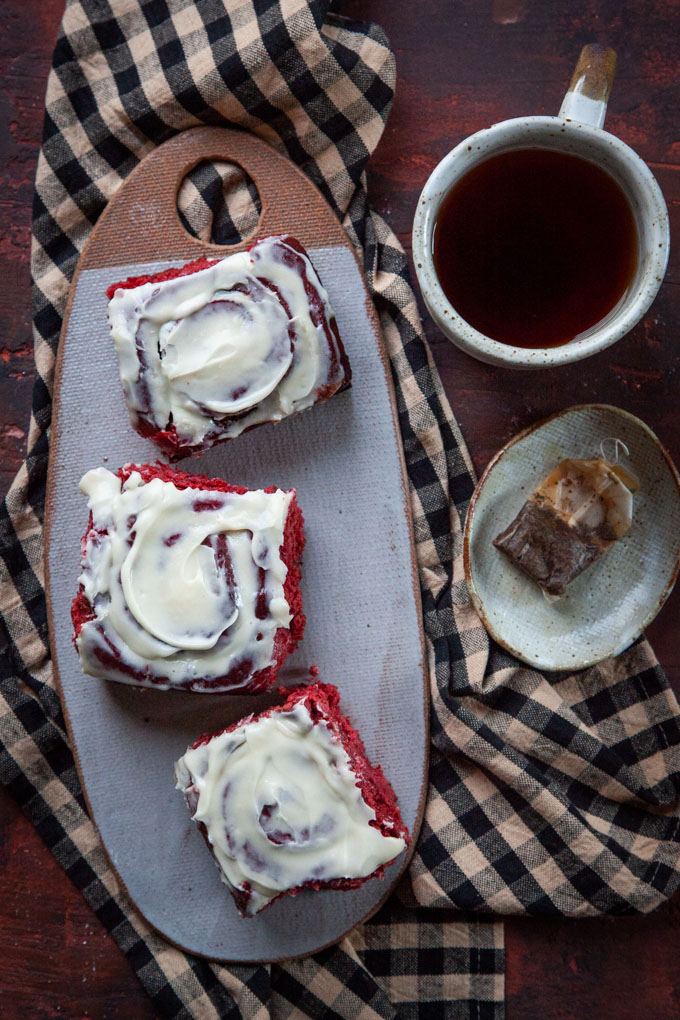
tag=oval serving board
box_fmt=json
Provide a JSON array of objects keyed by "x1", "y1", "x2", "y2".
[{"x1": 44, "y1": 127, "x2": 428, "y2": 962}]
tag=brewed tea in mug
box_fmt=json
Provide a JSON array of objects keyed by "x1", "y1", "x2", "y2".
[{"x1": 432, "y1": 148, "x2": 638, "y2": 350}]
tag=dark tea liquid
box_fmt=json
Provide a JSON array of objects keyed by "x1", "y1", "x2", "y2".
[{"x1": 432, "y1": 148, "x2": 638, "y2": 349}]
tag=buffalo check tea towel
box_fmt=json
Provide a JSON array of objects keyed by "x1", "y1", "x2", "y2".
[{"x1": 2, "y1": 1, "x2": 680, "y2": 1017}]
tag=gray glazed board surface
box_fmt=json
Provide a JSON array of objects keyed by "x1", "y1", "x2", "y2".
[
  {"x1": 465, "y1": 404, "x2": 680, "y2": 671},
  {"x1": 46, "y1": 247, "x2": 427, "y2": 961}
]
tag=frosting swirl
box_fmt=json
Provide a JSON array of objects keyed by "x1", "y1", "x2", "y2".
[
  {"x1": 175, "y1": 702, "x2": 407, "y2": 915},
  {"x1": 156, "y1": 288, "x2": 294, "y2": 416},
  {"x1": 75, "y1": 467, "x2": 294, "y2": 691},
  {"x1": 108, "y1": 236, "x2": 347, "y2": 456}
]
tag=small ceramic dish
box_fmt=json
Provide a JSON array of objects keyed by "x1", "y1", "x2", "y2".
[{"x1": 464, "y1": 405, "x2": 680, "y2": 671}]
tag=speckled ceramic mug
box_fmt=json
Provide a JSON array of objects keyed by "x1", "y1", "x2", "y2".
[{"x1": 412, "y1": 45, "x2": 670, "y2": 369}]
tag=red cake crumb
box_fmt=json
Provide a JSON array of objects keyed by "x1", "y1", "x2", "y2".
[{"x1": 106, "y1": 255, "x2": 220, "y2": 300}]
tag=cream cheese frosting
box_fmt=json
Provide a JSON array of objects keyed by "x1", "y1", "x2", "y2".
[
  {"x1": 75, "y1": 467, "x2": 293, "y2": 691},
  {"x1": 175, "y1": 702, "x2": 407, "y2": 915},
  {"x1": 107, "y1": 236, "x2": 345, "y2": 450}
]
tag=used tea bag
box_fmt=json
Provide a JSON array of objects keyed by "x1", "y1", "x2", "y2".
[{"x1": 493, "y1": 443, "x2": 638, "y2": 598}]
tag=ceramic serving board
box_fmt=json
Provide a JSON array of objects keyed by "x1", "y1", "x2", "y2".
[
  {"x1": 464, "y1": 404, "x2": 680, "y2": 671},
  {"x1": 44, "y1": 128, "x2": 428, "y2": 962}
]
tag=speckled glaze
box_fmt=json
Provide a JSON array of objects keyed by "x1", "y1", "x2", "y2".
[
  {"x1": 412, "y1": 48, "x2": 670, "y2": 369},
  {"x1": 463, "y1": 405, "x2": 680, "y2": 671}
]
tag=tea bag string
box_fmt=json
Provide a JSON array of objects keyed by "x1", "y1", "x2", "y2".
[
  {"x1": 598, "y1": 436, "x2": 640, "y2": 493},
  {"x1": 599, "y1": 436, "x2": 630, "y2": 466}
]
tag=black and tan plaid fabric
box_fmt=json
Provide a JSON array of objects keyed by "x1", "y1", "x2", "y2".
[{"x1": 2, "y1": 0, "x2": 680, "y2": 1016}]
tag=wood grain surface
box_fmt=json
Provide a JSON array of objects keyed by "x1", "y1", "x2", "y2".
[{"x1": 1, "y1": 0, "x2": 679, "y2": 1016}]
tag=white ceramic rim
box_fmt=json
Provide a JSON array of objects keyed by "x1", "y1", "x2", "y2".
[{"x1": 412, "y1": 116, "x2": 670, "y2": 369}]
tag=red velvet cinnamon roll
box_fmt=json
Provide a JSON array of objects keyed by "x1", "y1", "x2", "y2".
[
  {"x1": 175, "y1": 682, "x2": 410, "y2": 916},
  {"x1": 71, "y1": 462, "x2": 305, "y2": 693},
  {"x1": 107, "y1": 235, "x2": 351, "y2": 460}
]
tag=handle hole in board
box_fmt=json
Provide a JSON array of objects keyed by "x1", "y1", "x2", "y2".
[{"x1": 177, "y1": 160, "x2": 263, "y2": 247}]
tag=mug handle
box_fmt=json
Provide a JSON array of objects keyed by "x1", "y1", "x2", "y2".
[{"x1": 558, "y1": 44, "x2": 617, "y2": 130}]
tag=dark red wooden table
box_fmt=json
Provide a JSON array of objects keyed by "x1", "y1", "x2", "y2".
[{"x1": 2, "y1": 1, "x2": 680, "y2": 1016}]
